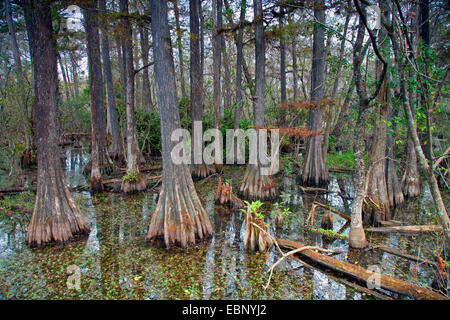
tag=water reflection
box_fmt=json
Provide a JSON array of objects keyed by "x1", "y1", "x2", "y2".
[{"x1": 0, "y1": 147, "x2": 444, "y2": 299}]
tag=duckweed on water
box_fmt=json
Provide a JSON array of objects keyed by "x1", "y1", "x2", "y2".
[{"x1": 0, "y1": 148, "x2": 447, "y2": 300}]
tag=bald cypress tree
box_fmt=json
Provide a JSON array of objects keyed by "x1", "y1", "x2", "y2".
[
  {"x1": 84, "y1": 0, "x2": 111, "y2": 192},
  {"x1": 120, "y1": 0, "x2": 146, "y2": 193},
  {"x1": 147, "y1": 0, "x2": 213, "y2": 248},
  {"x1": 300, "y1": 0, "x2": 328, "y2": 187},
  {"x1": 25, "y1": 0, "x2": 90, "y2": 246},
  {"x1": 189, "y1": 0, "x2": 215, "y2": 179},
  {"x1": 238, "y1": 0, "x2": 277, "y2": 201}
]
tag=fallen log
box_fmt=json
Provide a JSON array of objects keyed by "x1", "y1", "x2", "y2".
[
  {"x1": 276, "y1": 238, "x2": 448, "y2": 300},
  {"x1": 366, "y1": 225, "x2": 443, "y2": 234},
  {"x1": 290, "y1": 254, "x2": 393, "y2": 300}
]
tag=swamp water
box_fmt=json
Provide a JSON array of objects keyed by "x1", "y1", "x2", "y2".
[{"x1": 0, "y1": 146, "x2": 445, "y2": 299}]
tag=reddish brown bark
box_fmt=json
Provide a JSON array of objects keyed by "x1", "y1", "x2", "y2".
[{"x1": 25, "y1": 0, "x2": 90, "y2": 246}]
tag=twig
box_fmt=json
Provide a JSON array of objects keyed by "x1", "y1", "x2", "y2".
[{"x1": 264, "y1": 244, "x2": 341, "y2": 290}]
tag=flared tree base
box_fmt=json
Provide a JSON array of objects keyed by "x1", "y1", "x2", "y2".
[
  {"x1": 214, "y1": 177, "x2": 244, "y2": 209},
  {"x1": 26, "y1": 184, "x2": 91, "y2": 247},
  {"x1": 83, "y1": 161, "x2": 116, "y2": 177},
  {"x1": 244, "y1": 209, "x2": 273, "y2": 252},
  {"x1": 147, "y1": 165, "x2": 213, "y2": 248},
  {"x1": 388, "y1": 187, "x2": 406, "y2": 211},
  {"x1": 90, "y1": 176, "x2": 104, "y2": 193},
  {"x1": 348, "y1": 226, "x2": 368, "y2": 249},
  {"x1": 362, "y1": 197, "x2": 390, "y2": 226},
  {"x1": 110, "y1": 151, "x2": 126, "y2": 167},
  {"x1": 238, "y1": 165, "x2": 278, "y2": 201},
  {"x1": 121, "y1": 175, "x2": 146, "y2": 194},
  {"x1": 298, "y1": 174, "x2": 329, "y2": 188},
  {"x1": 402, "y1": 175, "x2": 420, "y2": 199},
  {"x1": 191, "y1": 163, "x2": 216, "y2": 180}
]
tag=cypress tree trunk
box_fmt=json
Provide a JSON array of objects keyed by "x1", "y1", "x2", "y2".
[
  {"x1": 120, "y1": 0, "x2": 145, "y2": 193},
  {"x1": 402, "y1": 135, "x2": 420, "y2": 197},
  {"x1": 279, "y1": 6, "x2": 287, "y2": 104},
  {"x1": 348, "y1": 16, "x2": 368, "y2": 249},
  {"x1": 322, "y1": 12, "x2": 350, "y2": 156},
  {"x1": 25, "y1": 0, "x2": 90, "y2": 246},
  {"x1": 238, "y1": 0, "x2": 277, "y2": 201},
  {"x1": 418, "y1": 0, "x2": 432, "y2": 161},
  {"x1": 365, "y1": 74, "x2": 389, "y2": 224},
  {"x1": 6, "y1": 0, "x2": 33, "y2": 165},
  {"x1": 389, "y1": 18, "x2": 450, "y2": 244},
  {"x1": 99, "y1": 0, "x2": 124, "y2": 163},
  {"x1": 290, "y1": 14, "x2": 298, "y2": 101},
  {"x1": 84, "y1": 0, "x2": 111, "y2": 192},
  {"x1": 171, "y1": 0, "x2": 187, "y2": 101},
  {"x1": 189, "y1": 0, "x2": 215, "y2": 179},
  {"x1": 213, "y1": 0, "x2": 223, "y2": 127},
  {"x1": 57, "y1": 54, "x2": 71, "y2": 101},
  {"x1": 222, "y1": 38, "x2": 232, "y2": 112},
  {"x1": 69, "y1": 52, "x2": 80, "y2": 98},
  {"x1": 381, "y1": 0, "x2": 404, "y2": 213},
  {"x1": 199, "y1": 0, "x2": 205, "y2": 82},
  {"x1": 300, "y1": 0, "x2": 328, "y2": 187},
  {"x1": 139, "y1": 22, "x2": 153, "y2": 112},
  {"x1": 386, "y1": 104, "x2": 405, "y2": 210},
  {"x1": 148, "y1": 0, "x2": 213, "y2": 248},
  {"x1": 365, "y1": 0, "x2": 393, "y2": 224},
  {"x1": 226, "y1": 0, "x2": 245, "y2": 130}
]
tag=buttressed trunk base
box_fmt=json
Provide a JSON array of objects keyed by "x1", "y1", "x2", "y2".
[
  {"x1": 27, "y1": 164, "x2": 91, "y2": 247},
  {"x1": 121, "y1": 174, "x2": 147, "y2": 194},
  {"x1": 239, "y1": 164, "x2": 277, "y2": 201},
  {"x1": 348, "y1": 225, "x2": 368, "y2": 249},
  {"x1": 147, "y1": 165, "x2": 213, "y2": 248},
  {"x1": 191, "y1": 163, "x2": 216, "y2": 180}
]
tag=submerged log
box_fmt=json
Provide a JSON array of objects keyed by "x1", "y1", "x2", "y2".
[
  {"x1": 276, "y1": 238, "x2": 448, "y2": 300},
  {"x1": 366, "y1": 225, "x2": 443, "y2": 234},
  {"x1": 214, "y1": 177, "x2": 244, "y2": 209}
]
